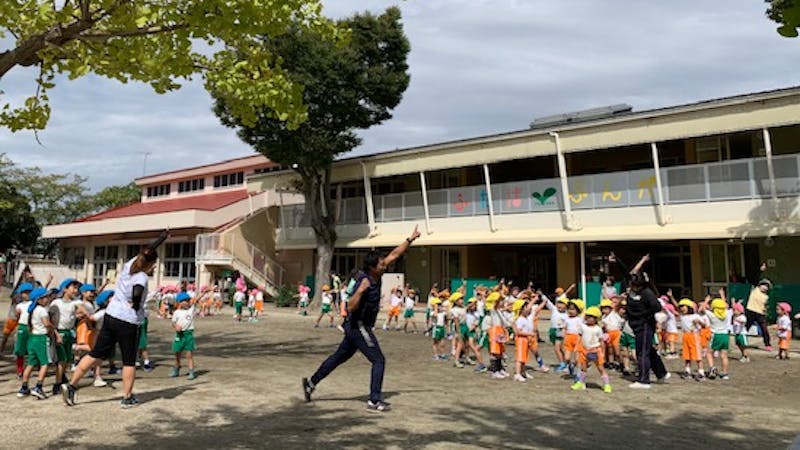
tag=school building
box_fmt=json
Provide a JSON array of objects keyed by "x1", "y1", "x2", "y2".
[
  {"x1": 249, "y1": 86, "x2": 800, "y2": 307},
  {"x1": 40, "y1": 155, "x2": 302, "y2": 296}
]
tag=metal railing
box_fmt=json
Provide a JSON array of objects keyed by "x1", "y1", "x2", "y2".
[
  {"x1": 196, "y1": 233, "x2": 285, "y2": 288},
  {"x1": 280, "y1": 153, "x2": 800, "y2": 227}
]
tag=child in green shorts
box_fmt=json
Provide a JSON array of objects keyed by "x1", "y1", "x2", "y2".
[
  {"x1": 431, "y1": 300, "x2": 447, "y2": 360},
  {"x1": 171, "y1": 292, "x2": 197, "y2": 380},
  {"x1": 18, "y1": 288, "x2": 59, "y2": 399},
  {"x1": 402, "y1": 289, "x2": 418, "y2": 333},
  {"x1": 618, "y1": 301, "x2": 637, "y2": 377}
]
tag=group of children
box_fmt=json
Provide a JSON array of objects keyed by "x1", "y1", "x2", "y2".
[
  {"x1": 421, "y1": 277, "x2": 794, "y2": 392},
  {"x1": 2, "y1": 275, "x2": 207, "y2": 400}
]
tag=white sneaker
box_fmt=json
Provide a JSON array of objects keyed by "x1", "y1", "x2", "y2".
[
  {"x1": 656, "y1": 372, "x2": 672, "y2": 384},
  {"x1": 514, "y1": 374, "x2": 527, "y2": 382},
  {"x1": 629, "y1": 382, "x2": 652, "y2": 389},
  {"x1": 93, "y1": 377, "x2": 108, "y2": 387},
  {"x1": 490, "y1": 372, "x2": 506, "y2": 379}
]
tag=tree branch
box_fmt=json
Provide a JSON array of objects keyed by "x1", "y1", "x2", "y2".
[{"x1": 81, "y1": 23, "x2": 188, "y2": 40}]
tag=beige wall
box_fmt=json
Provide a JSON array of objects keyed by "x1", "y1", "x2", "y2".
[{"x1": 277, "y1": 249, "x2": 315, "y2": 286}]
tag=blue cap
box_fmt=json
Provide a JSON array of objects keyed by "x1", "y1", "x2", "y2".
[
  {"x1": 27, "y1": 288, "x2": 48, "y2": 313},
  {"x1": 95, "y1": 290, "x2": 114, "y2": 307},
  {"x1": 79, "y1": 284, "x2": 97, "y2": 293},
  {"x1": 14, "y1": 282, "x2": 34, "y2": 295},
  {"x1": 176, "y1": 292, "x2": 192, "y2": 303},
  {"x1": 47, "y1": 288, "x2": 60, "y2": 297},
  {"x1": 59, "y1": 278, "x2": 82, "y2": 292}
]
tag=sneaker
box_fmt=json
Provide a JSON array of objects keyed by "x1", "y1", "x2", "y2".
[
  {"x1": 621, "y1": 369, "x2": 631, "y2": 377},
  {"x1": 603, "y1": 384, "x2": 613, "y2": 393},
  {"x1": 629, "y1": 382, "x2": 652, "y2": 389},
  {"x1": 570, "y1": 381, "x2": 586, "y2": 390},
  {"x1": 514, "y1": 374, "x2": 527, "y2": 382},
  {"x1": 679, "y1": 371, "x2": 691, "y2": 380},
  {"x1": 499, "y1": 370, "x2": 510, "y2": 378},
  {"x1": 538, "y1": 365, "x2": 551, "y2": 373},
  {"x1": 169, "y1": 367, "x2": 180, "y2": 377},
  {"x1": 17, "y1": 386, "x2": 30, "y2": 398},
  {"x1": 490, "y1": 372, "x2": 506, "y2": 379},
  {"x1": 61, "y1": 383, "x2": 76, "y2": 406},
  {"x1": 135, "y1": 360, "x2": 142, "y2": 368},
  {"x1": 187, "y1": 370, "x2": 197, "y2": 380},
  {"x1": 432, "y1": 355, "x2": 441, "y2": 361},
  {"x1": 301, "y1": 377, "x2": 314, "y2": 402},
  {"x1": 764, "y1": 346, "x2": 773, "y2": 352},
  {"x1": 93, "y1": 377, "x2": 108, "y2": 387},
  {"x1": 143, "y1": 363, "x2": 154, "y2": 372},
  {"x1": 31, "y1": 386, "x2": 46, "y2": 400},
  {"x1": 719, "y1": 373, "x2": 730, "y2": 380},
  {"x1": 708, "y1": 368, "x2": 718, "y2": 380},
  {"x1": 454, "y1": 361, "x2": 464, "y2": 369},
  {"x1": 474, "y1": 364, "x2": 487, "y2": 373},
  {"x1": 52, "y1": 384, "x2": 62, "y2": 396},
  {"x1": 366, "y1": 400, "x2": 391, "y2": 412},
  {"x1": 696, "y1": 373, "x2": 706, "y2": 381},
  {"x1": 656, "y1": 372, "x2": 672, "y2": 384},
  {"x1": 739, "y1": 356, "x2": 750, "y2": 363},
  {"x1": 108, "y1": 366, "x2": 120, "y2": 375},
  {"x1": 120, "y1": 396, "x2": 139, "y2": 409},
  {"x1": 337, "y1": 325, "x2": 344, "y2": 332}
]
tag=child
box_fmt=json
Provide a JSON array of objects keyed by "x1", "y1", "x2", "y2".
[
  {"x1": 600, "y1": 299, "x2": 622, "y2": 370},
  {"x1": 76, "y1": 290, "x2": 114, "y2": 387},
  {"x1": 255, "y1": 286, "x2": 265, "y2": 321},
  {"x1": 563, "y1": 299, "x2": 586, "y2": 378},
  {"x1": 314, "y1": 285, "x2": 335, "y2": 328},
  {"x1": 601, "y1": 276, "x2": 618, "y2": 301},
  {"x1": 731, "y1": 301, "x2": 749, "y2": 362},
  {"x1": 233, "y1": 287, "x2": 246, "y2": 322},
  {"x1": 18, "y1": 288, "x2": 58, "y2": 399},
  {"x1": 383, "y1": 287, "x2": 403, "y2": 331},
  {"x1": 776, "y1": 302, "x2": 792, "y2": 360},
  {"x1": 617, "y1": 299, "x2": 638, "y2": 376},
  {"x1": 662, "y1": 302, "x2": 679, "y2": 359},
  {"x1": 450, "y1": 293, "x2": 467, "y2": 368},
  {"x1": 10, "y1": 283, "x2": 34, "y2": 378},
  {"x1": 488, "y1": 293, "x2": 511, "y2": 379},
  {"x1": 171, "y1": 292, "x2": 198, "y2": 380},
  {"x1": 247, "y1": 289, "x2": 257, "y2": 322},
  {"x1": 296, "y1": 283, "x2": 310, "y2": 316},
  {"x1": 571, "y1": 306, "x2": 612, "y2": 393},
  {"x1": 545, "y1": 294, "x2": 569, "y2": 372},
  {"x1": 51, "y1": 278, "x2": 88, "y2": 396},
  {"x1": 465, "y1": 298, "x2": 487, "y2": 373},
  {"x1": 2, "y1": 284, "x2": 29, "y2": 354},
  {"x1": 704, "y1": 288, "x2": 732, "y2": 379},
  {"x1": 513, "y1": 299, "x2": 535, "y2": 382},
  {"x1": 678, "y1": 298, "x2": 706, "y2": 380},
  {"x1": 403, "y1": 289, "x2": 418, "y2": 333},
  {"x1": 213, "y1": 286, "x2": 223, "y2": 315},
  {"x1": 697, "y1": 297, "x2": 713, "y2": 369},
  {"x1": 425, "y1": 283, "x2": 439, "y2": 335},
  {"x1": 431, "y1": 298, "x2": 447, "y2": 360}
]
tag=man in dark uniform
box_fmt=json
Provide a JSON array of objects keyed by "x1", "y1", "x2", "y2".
[{"x1": 303, "y1": 226, "x2": 421, "y2": 412}]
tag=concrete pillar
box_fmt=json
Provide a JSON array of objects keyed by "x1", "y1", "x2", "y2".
[{"x1": 556, "y1": 243, "x2": 578, "y2": 289}]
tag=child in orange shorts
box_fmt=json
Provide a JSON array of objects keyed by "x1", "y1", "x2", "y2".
[
  {"x1": 776, "y1": 302, "x2": 792, "y2": 360},
  {"x1": 489, "y1": 297, "x2": 510, "y2": 379},
  {"x1": 678, "y1": 299, "x2": 706, "y2": 380},
  {"x1": 563, "y1": 299, "x2": 585, "y2": 378},
  {"x1": 513, "y1": 300, "x2": 534, "y2": 382},
  {"x1": 571, "y1": 307, "x2": 611, "y2": 393},
  {"x1": 255, "y1": 286, "x2": 265, "y2": 321},
  {"x1": 600, "y1": 299, "x2": 622, "y2": 370}
]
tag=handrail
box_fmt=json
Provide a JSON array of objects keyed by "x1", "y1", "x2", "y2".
[{"x1": 196, "y1": 233, "x2": 285, "y2": 288}]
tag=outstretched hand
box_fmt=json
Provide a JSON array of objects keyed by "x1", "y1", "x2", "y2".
[{"x1": 410, "y1": 225, "x2": 421, "y2": 241}]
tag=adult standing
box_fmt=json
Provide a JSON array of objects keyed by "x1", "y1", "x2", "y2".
[
  {"x1": 745, "y1": 262, "x2": 772, "y2": 351},
  {"x1": 62, "y1": 231, "x2": 168, "y2": 408},
  {"x1": 611, "y1": 253, "x2": 668, "y2": 389},
  {"x1": 302, "y1": 226, "x2": 421, "y2": 412}
]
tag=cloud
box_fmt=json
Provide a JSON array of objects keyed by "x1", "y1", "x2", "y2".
[{"x1": 1, "y1": 0, "x2": 799, "y2": 189}]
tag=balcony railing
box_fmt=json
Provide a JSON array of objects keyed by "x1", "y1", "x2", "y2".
[
  {"x1": 281, "y1": 154, "x2": 800, "y2": 227},
  {"x1": 196, "y1": 233, "x2": 285, "y2": 289}
]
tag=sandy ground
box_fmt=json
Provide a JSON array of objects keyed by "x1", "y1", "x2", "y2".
[{"x1": 1, "y1": 300, "x2": 798, "y2": 450}]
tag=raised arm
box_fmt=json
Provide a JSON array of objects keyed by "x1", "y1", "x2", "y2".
[
  {"x1": 631, "y1": 254, "x2": 650, "y2": 275},
  {"x1": 380, "y1": 226, "x2": 422, "y2": 270}
]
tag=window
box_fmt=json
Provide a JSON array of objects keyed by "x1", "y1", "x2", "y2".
[
  {"x1": 164, "y1": 242, "x2": 196, "y2": 280},
  {"x1": 254, "y1": 165, "x2": 283, "y2": 174},
  {"x1": 146, "y1": 183, "x2": 171, "y2": 197},
  {"x1": 213, "y1": 171, "x2": 244, "y2": 188},
  {"x1": 126, "y1": 244, "x2": 142, "y2": 261},
  {"x1": 62, "y1": 247, "x2": 85, "y2": 270},
  {"x1": 93, "y1": 245, "x2": 119, "y2": 286},
  {"x1": 178, "y1": 178, "x2": 206, "y2": 193}
]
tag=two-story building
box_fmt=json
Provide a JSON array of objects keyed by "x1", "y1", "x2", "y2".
[{"x1": 248, "y1": 86, "x2": 800, "y2": 305}]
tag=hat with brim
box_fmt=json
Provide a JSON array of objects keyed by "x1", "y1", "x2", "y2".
[{"x1": 14, "y1": 282, "x2": 34, "y2": 295}]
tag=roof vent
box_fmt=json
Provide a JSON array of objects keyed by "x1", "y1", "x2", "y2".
[{"x1": 530, "y1": 103, "x2": 633, "y2": 129}]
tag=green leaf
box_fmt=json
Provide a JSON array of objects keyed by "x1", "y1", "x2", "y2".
[{"x1": 777, "y1": 24, "x2": 799, "y2": 37}]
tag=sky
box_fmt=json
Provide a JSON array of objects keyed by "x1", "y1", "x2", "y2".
[{"x1": 1, "y1": 0, "x2": 799, "y2": 191}]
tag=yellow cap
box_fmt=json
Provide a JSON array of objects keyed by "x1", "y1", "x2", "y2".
[
  {"x1": 449, "y1": 292, "x2": 464, "y2": 302},
  {"x1": 600, "y1": 299, "x2": 613, "y2": 308},
  {"x1": 710, "y1": 298, "x2": 726, "y2": 310},
  {"x1": 585, "y1": 306, "x2": 602, "y2": 319},
  {"x1": 678, "y1": 298, "x2": 697, "y2": 310},
  {"x1": 322, "y1": 284, "x2": 331, "y2": 291},
  {"x1": 467, "y1": 297, "x2": 477, "y2": 304},
  {"x1": 486, "y1": 292, "x2": 501, "y2": 308},
  {"x1": 555, "y1": 296, "x2": 569, "y2": 305},
  {"x1": 430, "y1": 298, "x2": 441, "y2": 306},
  {"x1": 569, "y1": 298, "x2": 585, "y2": 312},
  {"x1": 438, "y1": 290, "x2": 451, "y2": 299},
  {"x1": 512, "y1": 298, "x2": 526, "y2": 313}
]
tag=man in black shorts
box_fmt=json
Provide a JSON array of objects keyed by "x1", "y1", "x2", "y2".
[{"x1": 303, "y1": 226, "x2": 421, "y2": 412}]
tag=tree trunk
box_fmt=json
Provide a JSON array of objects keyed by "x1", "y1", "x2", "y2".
[
  {"x1": 300, "y1": 167, "x2": 337, "y2": 311},
  {"x1": 313, "y1": 239, "x2": 334, "y2": 312}
]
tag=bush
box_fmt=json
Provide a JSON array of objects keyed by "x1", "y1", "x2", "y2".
[{"x1": 274, "y1": 286, "x2": 297, "y2": 308}]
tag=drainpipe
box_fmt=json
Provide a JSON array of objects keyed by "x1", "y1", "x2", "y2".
[
  {"x1": 580, "y1": 241, "x2": 587, "y2": 302},
  {"x1": 419, "y1": 171, "x2": 432, "y2": 234},
  {"x1": 361, "y1": 162, "x2": 377, "y2": 235},
  {"x1": 762, "y1": 128, "x2": 780, "y2": 219},
  {"x1": 482, "y1": 164, "x2": 498, "y2": 232},
  {"x1": 549, "y1": 131, "x2": 580, "y2": 231},
  {"x1": 650, "y1": 142, "x2": 670, "y2": 226}
]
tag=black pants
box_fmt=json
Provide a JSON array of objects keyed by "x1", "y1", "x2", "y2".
[
  {"x1": 634, "y1": 323, "x2": 667, "y2": 384},
  {"x1": 310, "y1": 321, "x2": 385, "y2": 403},
  {"x1": 745, "y1": 310, "x2": 771, "y2": 347},
  {"x1": 89, "y1": 315, "x2": 140, "y2": 367}
]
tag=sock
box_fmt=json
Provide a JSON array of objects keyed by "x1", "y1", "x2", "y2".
[
  {"x1": 536, "y1": 356, "x2": 544, "y2": 367},
  {"x1": 602, "y1": 375, "x2": 610, "y2": 385},
  {"x1": 36, "y1": 382, "x2": 42, "y2": 389},
  {"x1": 144, "y1": 359, "x2": 150, "y2": 365},
  {"x1": 16, "y1": 356, "x2": 23, "y2": 373},
  {"x1": 21, "y1": 382, "x2": 28, "y2": 389}
]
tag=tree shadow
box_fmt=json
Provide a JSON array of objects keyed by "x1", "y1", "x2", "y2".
[
  {"x1": 42, "y1": 395, "x2": 794, "y2": 450},
  {"x1": 727, "y1": 197, "x2": 800, "y2": 238}
]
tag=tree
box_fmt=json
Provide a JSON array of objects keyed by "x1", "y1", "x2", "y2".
[
  {"x1": 0, "y1": 184, "x2": 39, "y2": 252},
  {"x1": 0, "y1": 0, "x2": 341, "y2": 131},
  {"x1": 87, "y1": 181, "x2": 140, "y2": 214},
  {"x1": 766, "y1": 0, "x2": 800, "y2": 37},
  {"x1": 212, "y1": 7, "x2": 410, "y2": 302}
]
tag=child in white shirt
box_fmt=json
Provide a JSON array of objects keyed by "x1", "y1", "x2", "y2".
[
  {"x1": 571, "y1": 307, "x2": 611, "y2": 393},
  {"x1": 171, "y1": 292, "x2": 198, "y2": 380},
  {"x1": 776, "y1": 302, "x2": 792, "y2": 360}
]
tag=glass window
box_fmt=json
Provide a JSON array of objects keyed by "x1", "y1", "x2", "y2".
[
  {"x1": 126, "y1": 244, "x2": 142, "y2": 261},
  {"x1": 213, "y1": 171, "x2": 244, "y2": 189},
  {"x1": 62, "y1": 247, "x2": 85, "y2": 270},
  {"x1": 93, "y1": 245, "x2": 119, "y2": 286},
  {"x1": 146, "y1": 183, "x2": 171, "y2": 197},
  {"x1": 178, "y1": 178, "x2": 205, "y2": 193},
  {"x1": 164, "y1": 242, "x2": 196, "y2": 280}
]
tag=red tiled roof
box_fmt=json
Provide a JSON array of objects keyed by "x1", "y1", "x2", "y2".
[{"x1": 75, "y1": 190, "x2": 249, "y2": 222}]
